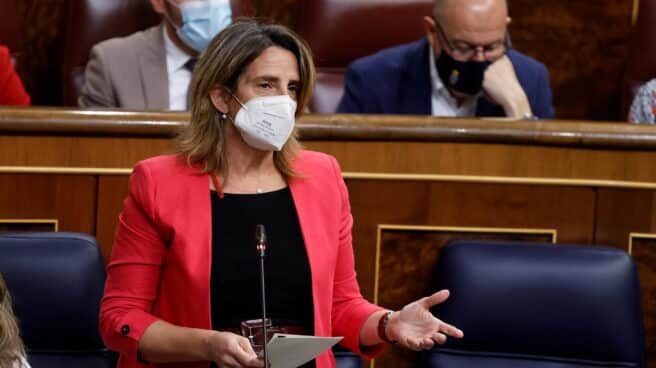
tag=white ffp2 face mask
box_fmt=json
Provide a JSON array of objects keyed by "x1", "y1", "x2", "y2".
[{"x1": 232, "y1": 95, "x2": 297, "y2": 151}]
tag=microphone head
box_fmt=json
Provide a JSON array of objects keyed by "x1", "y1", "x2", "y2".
[{"x1": 255, "y1": 224, "x2": 267, "y2": 245}]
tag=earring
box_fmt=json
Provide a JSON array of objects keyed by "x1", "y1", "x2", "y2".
[{"x1": 220, "y1": 112, "x2": 228, "y2": 120}]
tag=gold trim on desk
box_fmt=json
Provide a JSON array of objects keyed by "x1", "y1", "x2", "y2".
[
  {"x1": 344, "y1": 172, "x2": 656, "y2": 190},
  {"x1": 628, "y1": 232, "x2": 656, "y2": 255},
  {"x1": 373, "y1": 224, "x2": 557, "y2": 304},
  {"x1": 0, "y1": 219, "x2": 59, "y2": 232},
  {"x1": 3, "y1": 166, "x2": 656, "y2": 190},
  {"x1": 0, "y1": 166, "x2": 132, "y2": 175}
]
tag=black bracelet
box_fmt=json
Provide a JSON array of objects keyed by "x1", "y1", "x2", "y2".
[{"x1": 377, "y1": 311, "x2": 395, "y2": 344}]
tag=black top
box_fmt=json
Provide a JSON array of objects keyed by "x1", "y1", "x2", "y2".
[{"x1": 210, "y1": 187, "x2": 314, "y2": 332}]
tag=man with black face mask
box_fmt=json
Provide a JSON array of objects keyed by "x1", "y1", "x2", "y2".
[{"x1": 337, "y1": 0, "x2": 554, "y2": 119}]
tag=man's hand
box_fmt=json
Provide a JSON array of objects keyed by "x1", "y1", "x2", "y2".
[{"x1": 483, "y1": 55, "x2": 533, "y2": 119}]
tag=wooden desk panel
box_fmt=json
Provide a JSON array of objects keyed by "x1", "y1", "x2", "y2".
[
  {"x1": 307, "y1": 141, "x2": 656, "y2": 182},
  {"x1": 96, "y1": 176, "x2": 130, "y2": 262},
  {"x1": 0, "y1": 135, "x2": 173, "y2": 168},
  {"x1": 347, "y1": 180, "x2": 596, "y2": 301},
  {"x1": 0, "y1": 174, "x2": 96, "y2": 235},
  {"x1": 596, "y1": 189, "x2": 655, "y2": 251},
  {"x1": 1, "y1": 109, "x2": 654, "y2": 367}
]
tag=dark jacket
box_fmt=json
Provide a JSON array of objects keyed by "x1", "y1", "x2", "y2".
[{"x1": 337, "y1": 38, "x2": 555, "y2": 118}]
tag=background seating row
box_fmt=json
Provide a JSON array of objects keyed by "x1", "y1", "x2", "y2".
[{"x1": 1, "y1": 0, "x2": 654, "y2": 120}]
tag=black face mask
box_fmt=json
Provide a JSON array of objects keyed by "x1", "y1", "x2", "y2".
[{"x1": 435, "y1": 50, "x2": 491, "y2": 96}]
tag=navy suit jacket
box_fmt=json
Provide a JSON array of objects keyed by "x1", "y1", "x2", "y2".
[{"x1": 337, "y1": 38, "x2": 555, "y2": 118}]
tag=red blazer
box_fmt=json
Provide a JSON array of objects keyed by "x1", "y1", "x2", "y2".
[
  {"x1": 0, "y1": 46, "x2": 30, "y2": 106},
  {"x1": 100, "y1": 151, "x2": 384, "y2": 368}
]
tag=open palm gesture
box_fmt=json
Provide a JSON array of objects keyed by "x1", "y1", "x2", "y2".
[{"x1": 386, "y1": 289, "x2": 463, "y2": 350}]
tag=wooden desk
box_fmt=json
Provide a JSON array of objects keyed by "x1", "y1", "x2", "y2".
[{"x1": 1, "y1": 107, "x2": 654, "y2": 367}]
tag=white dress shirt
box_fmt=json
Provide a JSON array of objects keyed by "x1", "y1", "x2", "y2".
[
  {"x1": 163, "y1": 27, "x2": 193, "y2": 111},
  {"x1": 429, "y1": 50, "x2": 478, "y2": 117}
]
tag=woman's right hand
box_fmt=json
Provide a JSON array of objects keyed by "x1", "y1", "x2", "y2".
[{"x1": 206, "y1": 331, "x2": 264, "y2": 367}]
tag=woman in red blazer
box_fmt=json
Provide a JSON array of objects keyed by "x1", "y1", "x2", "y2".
[
  {"x1": 0, "y1": 46, "x2": 30, "y2": 106},
  {"x1": 100, "y1": 20, "x2": 462, "y2": 368}
]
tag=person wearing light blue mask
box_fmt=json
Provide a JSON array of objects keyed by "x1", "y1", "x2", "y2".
[
  {"x1": 79, "y1": 0, "x2": 245, "y2": 111},
  {"x1": 165, "y1": 0, "x2": 233, "y2": 52}
]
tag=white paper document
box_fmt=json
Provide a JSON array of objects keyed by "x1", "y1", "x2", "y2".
[{"x1": 266, "y1": 334, "x2": 343, "y2": 368}]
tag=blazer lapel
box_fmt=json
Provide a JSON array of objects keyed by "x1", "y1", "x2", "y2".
[
  {"x1": 288, "y1": 174, "x2": 325, "y2": 334},
  {"x1": 138, "y1": 25, "x2": 169, "y2": 109},
  {"x1": 398, "y1": 38, "x2": 432, "y2": 115},
  {"x1": 288, "y1": 175, "x2": 318, "y2": 277}
]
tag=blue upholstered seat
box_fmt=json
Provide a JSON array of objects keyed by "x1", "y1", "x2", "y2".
[
  {"x1": 334, "y1": 344, "x2": 362, "y2": 368},
  {"x1": 0, "y1": 232, "x2": 115, "y2": 368},
  {"x1": 424, "y1": 240, "x2": 645, "y2": 368}
]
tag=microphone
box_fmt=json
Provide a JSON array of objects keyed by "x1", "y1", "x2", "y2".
[
  {"x1": 256, "y1": 224, "x2": 267, "y2": 257},
  {"x1": 255, "y1": 224, "x2": 268, "y2": 367}
]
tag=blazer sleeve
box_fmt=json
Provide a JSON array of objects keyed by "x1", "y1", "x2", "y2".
[
  {"x1": 0, "y1": 46, "x2": 30, "y2": 106},
  {"x1": 99, "y1": 162, "x2": 166, "y2": 362},
  {"x1": 337, "y1": 63, "x2": 374, "y2": 113},
  {"x1": 79, "y1": 44, "x2": 118, "y2": 108},
  {"x1": 328, "y1": 156, "x2": 386, "y2": 358},
  {"x1": 532, "y1": 62, "x2": 555, "y2": 119}
]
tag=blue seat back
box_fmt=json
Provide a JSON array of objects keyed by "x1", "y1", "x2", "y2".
[
  {"x1": 425, "y1": 240, "x2": 645, "y2": 368},
  {"x1": 334, "y1": 345, "x2": 362, "y2": 368},
  {"x1": 0, "y1": 232, "x2": 116, "y2": 368}
]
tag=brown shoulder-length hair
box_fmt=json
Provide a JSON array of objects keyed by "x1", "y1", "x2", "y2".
[
  {"x1": 0, "y1": 274, "x2": 25, "y2": 368},
  {"x1": 176, "y1": 20, "x2": 316, "y2": 178}
]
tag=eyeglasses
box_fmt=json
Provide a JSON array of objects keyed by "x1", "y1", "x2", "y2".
[{"x1": 433, "y1": 20, "x2": 511, "y2": 61}]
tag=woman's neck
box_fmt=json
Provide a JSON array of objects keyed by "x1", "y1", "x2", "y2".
[
  {"x1": 210, "y1": 123, "x2": 289, "y2": 195},
  {"x1": 222, "y1": 124, "x2": 280, "y2": 182}
]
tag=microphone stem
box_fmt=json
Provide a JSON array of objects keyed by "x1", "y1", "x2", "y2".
[{"x1": 259, "y1": 248, "x2": 268, "y2": 367}]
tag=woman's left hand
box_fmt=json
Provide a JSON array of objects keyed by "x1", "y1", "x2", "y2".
[{"x1": 386, "y1": 289, "x2": 463, "y2": 350}]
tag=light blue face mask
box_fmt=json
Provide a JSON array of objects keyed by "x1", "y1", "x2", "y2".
[{"x1": 167, "y1": 0, "x2": 232, "y2": 52}]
